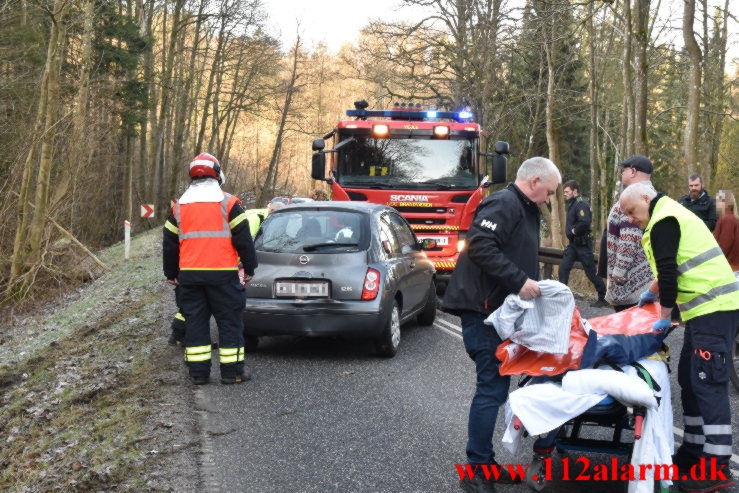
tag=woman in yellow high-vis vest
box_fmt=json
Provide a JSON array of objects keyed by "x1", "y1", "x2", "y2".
[{"x1": 621, "y1": 182, "x2": 739, "y2": 493}]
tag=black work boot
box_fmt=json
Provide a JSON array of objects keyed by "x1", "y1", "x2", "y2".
[
  {"x1": 459, "y1": 474, "x2": 496, "y2": 493},
  {"x1": 168, "y1": 330, "x2": 183, "y2": 346},
  {"x1": 221, "y1": 367, "x2": 252, "y2": 385},
  {"x1": 590, "y1": 296, "x2": 609, "y2": 308},
  {"x1": 677, "y1": 474, "x2": 734, "y2": 492},
  {"x1": 191, "y1": 374, "x2": 209, "y2": 385}
]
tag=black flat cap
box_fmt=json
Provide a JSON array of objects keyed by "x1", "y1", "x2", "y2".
[{"x1": 618, "y1": 155, "x2": 653, "y2": 174}]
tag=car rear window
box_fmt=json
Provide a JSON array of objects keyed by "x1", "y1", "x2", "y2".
[{"x1": 255, "y1": 209, "x2": 369, "y2": 253}]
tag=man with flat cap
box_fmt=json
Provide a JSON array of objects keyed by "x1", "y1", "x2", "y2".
[{"x1": 605, "y1": 155, "x2": 656, "y2": 311}]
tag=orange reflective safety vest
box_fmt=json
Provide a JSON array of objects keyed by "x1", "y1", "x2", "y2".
[{"x1": 174, "y1": 193, "x2": 241, "y2": 272}]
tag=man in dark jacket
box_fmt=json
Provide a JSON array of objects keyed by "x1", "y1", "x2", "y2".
[
  {"x1": 558, "y1": 180, "x2": 607, "y2": 306},
  {"x1": 442, "y1": 157, "x2": 561, "y2": 493},
  {"x1": 678, "y1": 173, "x2": 717, "y2": 231}
]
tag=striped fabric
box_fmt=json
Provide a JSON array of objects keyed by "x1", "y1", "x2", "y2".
[{"x1": 485, "y1": 280, "x2": 574, "y2": 354}]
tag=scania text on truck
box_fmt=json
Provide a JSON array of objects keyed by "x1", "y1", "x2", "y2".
[{"x1": 310, "y1": 100, "x2": 509, "y2": 284}]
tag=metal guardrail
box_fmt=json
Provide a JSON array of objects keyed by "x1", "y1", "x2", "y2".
[{"x1": 539, "y1": 245, "x2": 599, "y2": 279}]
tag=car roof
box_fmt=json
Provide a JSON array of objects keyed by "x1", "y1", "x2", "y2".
[{"x1": 272, "y1": 201, "x2": 394, "y2": 215}]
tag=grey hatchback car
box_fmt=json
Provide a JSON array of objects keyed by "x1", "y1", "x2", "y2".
[{"x1": 243, "y1": 202, "x2": 437, "y2": 357}]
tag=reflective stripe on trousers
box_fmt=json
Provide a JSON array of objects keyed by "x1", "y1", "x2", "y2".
[
  {"x1": 219, "y1": 347, "x2": 245, "y2": 364},
  {"x1": 185, "y1": 345, "x2": 212, "y2": 362}
]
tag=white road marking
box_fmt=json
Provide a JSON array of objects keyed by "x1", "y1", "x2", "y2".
[
  {"x1": 434, "y1": 321, "x2": 462, "y2": 339},
  {"x1": 435, "y1": 317, "x2": 463, "y2": 334},
  {"x1": 434, "y1": 314, "x2": 739, "y2": 465}
]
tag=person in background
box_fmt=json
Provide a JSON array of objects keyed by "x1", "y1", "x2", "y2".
[
  {"x1": 558, "y1": 180, "x2": 607, "y2": 307},
  {"x1": 605, "y1": 155, "x2": 656, "y2": 311},
  {"x1": 163, "y1": 153, "x2": 257, "y2": 385},
  {"x1": 714, "y1": 190, "x2": 739, "y2": 272},
  {"x1": 442, "y1": 157, "x2": 561, "y2": 493},
  {"x1": 621, "y1": 182, "x2": 739, "y2": 493},
  {"x1": 678, "y1": 173, "x2": 717, "y2": 232}
]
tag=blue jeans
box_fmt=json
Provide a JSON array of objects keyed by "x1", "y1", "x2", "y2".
[{"x1": 460, "y1": 311, "x2": 511, "y2": 465}]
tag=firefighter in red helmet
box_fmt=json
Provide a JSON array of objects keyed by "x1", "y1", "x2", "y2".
[{"x1": 162, "y1": 153, "x2": 257, "y2": 385}]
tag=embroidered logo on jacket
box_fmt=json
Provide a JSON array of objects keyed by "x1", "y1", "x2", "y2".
[{"x1": 481, "y1": 219, "x2": 497, "y2": 231}]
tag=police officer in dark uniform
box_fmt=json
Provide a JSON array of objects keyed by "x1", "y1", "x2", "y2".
[{"x1": 559, "y1": 180, "x2": 607, "y2": 307}]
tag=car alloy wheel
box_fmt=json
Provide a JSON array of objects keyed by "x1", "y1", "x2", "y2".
[{"x1": 375, "y1": 302, "x2": 400, "y2": 357}]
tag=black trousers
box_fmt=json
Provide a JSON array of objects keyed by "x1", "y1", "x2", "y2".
[
  {"x1": 559, "y1": 242, "x2": 606, "y2": 298},
  {"x1": 179, "y1": 278, "x2": 246, "y2": 378},
  {"x1": 676, "y1": 309, "x2": 739, "y2": 467}
]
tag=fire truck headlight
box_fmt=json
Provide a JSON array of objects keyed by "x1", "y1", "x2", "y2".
[
  {"x1": 457, "y1": 239, "x2": 466, "y2": 252},
  {"x1": 433, "y1": 125, "x2": 450, "y2": 138},
  {"x1": 373, "y1": 124, "x2": 389, "y2": 137}
]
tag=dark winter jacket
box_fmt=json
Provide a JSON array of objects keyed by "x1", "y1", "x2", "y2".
[
  {"x1": 678, "y1": 190, "x2": 717, "y2": 231},
  {"x1": 441, "y1": 183, "x2": 541, "y2": 316},
  {"x1": 565, "y1": 196, "x2": 593, "y2": 244}
]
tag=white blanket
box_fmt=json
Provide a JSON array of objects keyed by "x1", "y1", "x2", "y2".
[{"x1": 502, "y1": 358, "x2": 673, "y2": 493}]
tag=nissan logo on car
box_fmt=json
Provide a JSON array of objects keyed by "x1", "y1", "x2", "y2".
[{"x1": 299, "y1": 255, "x2": 310, "y2": 265}]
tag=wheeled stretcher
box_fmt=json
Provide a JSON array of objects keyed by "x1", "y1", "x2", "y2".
[{"x1": 499, "y1": 304, "x2": 675, "y2": 493}]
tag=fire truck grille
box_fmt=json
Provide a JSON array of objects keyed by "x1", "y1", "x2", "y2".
[{"x1": 391, "y1": 206, "x2": 447, "y2": 213}]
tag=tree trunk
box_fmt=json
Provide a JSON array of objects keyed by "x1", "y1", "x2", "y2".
[
  {"x1": 620, "y1": 0, "x2": 635, "y2": 159},
  {"x1": 682, "y1": 0, "x2": 702, "y2": 178},
  {"x1": 588, "y1": 1, "x2": 599, "y2": 231},
  {"x1": 27, "y1": 0, "x2": 72, "y2": 267},
  {"x1": 256, "y1": 35, "x2": 302, "y2": 207},
  {"x1": 543, "y1": 37, "x2": 566, "y2": 249},
  {"x1": 633, "y1": 0, "x2": 649, "y2": 154}
]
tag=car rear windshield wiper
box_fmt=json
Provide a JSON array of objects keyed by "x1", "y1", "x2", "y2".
[{"x1": 302, "y1": 242, "x2": 359, "y2": 252}]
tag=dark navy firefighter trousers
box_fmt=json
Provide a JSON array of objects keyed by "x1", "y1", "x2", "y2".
[
  {"x1": 180, "y1": 277, "x2": 246, "y2": 379},
  {"x1": 676, "y1": 309, "x2": 739, "y2": 468}
]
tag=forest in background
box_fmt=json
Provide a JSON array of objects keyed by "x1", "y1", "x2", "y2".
[{"x1": 0, "y1": 0, "x2": 736, "y2": 302}]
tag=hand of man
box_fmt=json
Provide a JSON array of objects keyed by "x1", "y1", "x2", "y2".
[
  {"x1": 651, "y1": 319, "x2": 670, "y2": 332},
  {"x1": 638, "y1": 289, "x2": 657, "y2": 307},
  {"x1": 167, "y1": 279, "x2": 178, "y2": 286},
  {"x1": 519, "y1": 279, "x2": 541, "y2": 300},
  {"x1": 242, "y1": 274, "x2": 253, "y2": 283},
  {"x1": 610, "y1": 274, "x2": 626, "y2": 285}
]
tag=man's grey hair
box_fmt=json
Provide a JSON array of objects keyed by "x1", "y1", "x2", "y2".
[
  {"x1": 620, "y1": 182, "x2": 657, "y2": 203},
  {"x1": 516, "y1": 157, "x2": 562, "y2": 184}
]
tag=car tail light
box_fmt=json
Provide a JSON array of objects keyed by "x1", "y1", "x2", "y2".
[{"x1": 361, "y1": 268, "x2": 380, "y2": 300}]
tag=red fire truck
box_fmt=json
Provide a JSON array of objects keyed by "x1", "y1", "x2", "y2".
[{"x1": 310, "y1": 100, "x2": 509, "y2": 284}]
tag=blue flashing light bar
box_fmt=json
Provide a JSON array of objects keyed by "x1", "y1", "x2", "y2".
[{"x1": 346, "y1": 109, "x2": 475, "y2": 123}]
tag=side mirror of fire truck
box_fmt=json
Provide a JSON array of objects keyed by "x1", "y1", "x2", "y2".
[
  {"x1": 311, "y1": 152, "x2": 326, "y2": 181},
  {"x1": 312, "y1": 138, "x2": 325, "y2": 151},
  {"x1": 491, "y1": 141, "x2": 509, "y2": 185}
]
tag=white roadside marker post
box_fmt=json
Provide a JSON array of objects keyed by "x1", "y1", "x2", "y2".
[{"x1": 124, "y1": 220, "x2": 131, "y2": 259}]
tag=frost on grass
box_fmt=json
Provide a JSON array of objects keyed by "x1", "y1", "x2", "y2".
[{"x1": 0, "y1": 228, "x2": 200, "y2": 491}]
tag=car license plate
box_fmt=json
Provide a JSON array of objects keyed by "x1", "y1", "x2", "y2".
[
  {"x1": 418, "y1": 236, "x2": 448, "y2": 246},
  {"x1": 275, "y1": 280, "x2": 329, "y2": 298}
]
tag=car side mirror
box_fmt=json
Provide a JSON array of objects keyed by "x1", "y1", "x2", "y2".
[
  {"x1": 311, "y1": 152, "x2": 326, "y2": 180},
  {"x1": 420, "y1": 239, "x2": 437, "y2": 250}
]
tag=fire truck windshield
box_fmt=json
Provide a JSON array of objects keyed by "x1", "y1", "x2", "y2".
[{"x1": 336, "y1": 136, "x2": 476, "y2": 190}]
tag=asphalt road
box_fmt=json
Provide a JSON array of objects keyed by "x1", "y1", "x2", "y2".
[{"x1": 195, "y1": 301, "x2": 739, "y2": 493}]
